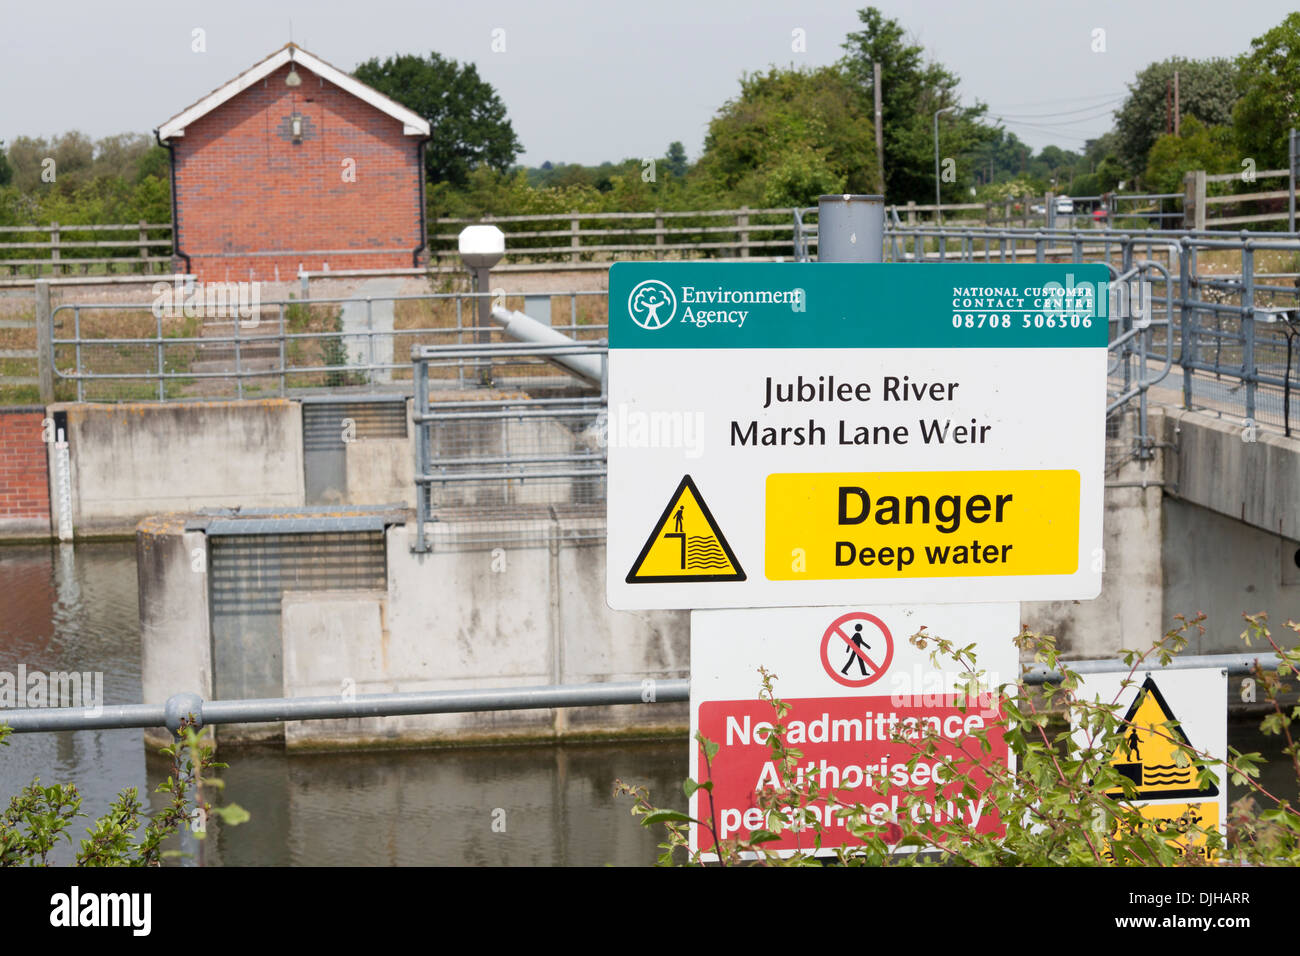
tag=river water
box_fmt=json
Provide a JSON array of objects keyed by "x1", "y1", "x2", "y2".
[{"x1": 0, "y1": 541, "x2": 1295, "y2": 865}]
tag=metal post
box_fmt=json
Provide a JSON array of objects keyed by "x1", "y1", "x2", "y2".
[
  {"x1": 233, "y1": 303, "x2": 243, "y2": 400},
  {"x1": 413, "y1": 355, "x2": 429, "y2": 553},
  {"x1": 278, "y1": 303, "x2": 286, "y2": 397},
  {"x1": 1179, "y1": 240, "x2": 1192, "y2": 409},
  {"x1": 816, "y1": 195, "x2": 884, "y2": 263},
  {"x1": 475, "y1": 265, "x2": 492, "y2": 384},
  {"x1": 73, "y1": 305, "x2": 82, "y2": 403},
  {"x1": 1242, "y1": 242, "x2": 1256, "y2": 424},
  {"x1": 366, "y1": 296, "x2": 375, "y2": 388},
  {"x1": 156, "y1": 303, "x2": 164, "y2": 401}
]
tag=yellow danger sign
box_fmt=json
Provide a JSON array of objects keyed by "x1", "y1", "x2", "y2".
[
  {"x1": 626, "y1": 475, "x2": 745, "y2": 584},
  {"x1": 1104, "y1": 676, "x2": 1220, "y2": 801},
  {"x1": 764, "y1": 469, "x2": 1079, "y2": 580},
  {"x1": 1107, "y1": 801, "x2": 1220, "y2": 863}
]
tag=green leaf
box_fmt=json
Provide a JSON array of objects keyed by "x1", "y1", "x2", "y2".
[
  {"x1": 641, "y1": 809, "x2": 696, "y2": 826},
  {"x1": 210, "y1": 804, "x2": 250, "y2": 826}
]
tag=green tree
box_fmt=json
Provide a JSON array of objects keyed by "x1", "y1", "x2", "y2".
[
  {"x1": 353, "y1": 52, "x2": 524, "y2": 188},
  {"x1": 1233, "y1": 13, "x2": 1300, "y2": 171},
  {"x1": 0, "y1": 142, "x2": 12, "y2": 187},
  {"x1": 1114, "y1": 57, "x2": 1239, "y2": 180},
  {"x1": 695, "y1": 65, "x2": 879, "y2": 207},
  {"x1": 666, "y1": 141, "x2": 689, "y2": 179},
  {"x1": 841, "y1": 6, "x2": 993, "y2": 204},
  {"x1": 1143, "y1": 117, "x2": 1238, "y2": 194}
]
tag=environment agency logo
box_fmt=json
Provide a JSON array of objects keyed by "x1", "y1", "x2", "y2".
[{"x1": 628, "y1": 279, "x2": 677, "y2": 330}]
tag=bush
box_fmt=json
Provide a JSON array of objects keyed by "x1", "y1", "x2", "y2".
[{"x1": 619, "y1": 612, "x2": 1300, "y2": 866}]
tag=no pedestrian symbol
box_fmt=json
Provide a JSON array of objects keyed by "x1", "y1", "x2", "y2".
[{"x1": 820, "y1": 611, "x2": 894, "y2": 688}]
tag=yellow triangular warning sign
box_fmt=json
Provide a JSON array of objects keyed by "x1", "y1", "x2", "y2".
[
  {"x1": 626, "y1": 475, "x2": 745, "y2": 584},
  {"x1": 1103, "y1": 676, "x2": 1219, "y2": 800}
]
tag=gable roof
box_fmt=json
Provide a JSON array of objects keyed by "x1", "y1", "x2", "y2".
[{"x1": 156, "y1": 43, "x2": 431, "y2": 140}]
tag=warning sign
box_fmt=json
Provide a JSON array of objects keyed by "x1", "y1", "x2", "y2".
[
  {"x1": 1074, "y1": 668, "x2": 1227, "y2": 855},
  {"x1": 819, "y1": 611, "x2": 893, "y2": 688},
  {"x1": 1103, "y1": 676, "x2": 1219, "y2": 801},
  {"x1": 1106, "y1": 801, "x2": 1221, "y2": 863},
  {"x1": 690, "y1": 603, "x2": 1020, "y2": 859},
  {"x1": 606, "y1": 261, "x2": 1109, "y2": 610},
  {"x1": 625, "y1": 475, "x2": 745, "y2": 583}
]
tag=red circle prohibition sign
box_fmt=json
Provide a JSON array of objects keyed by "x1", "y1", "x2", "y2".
[{"x1": 820, "y1": 612, "x2": 894, "y2": 688}]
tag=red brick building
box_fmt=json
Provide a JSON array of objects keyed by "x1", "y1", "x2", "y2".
[{"x1": 156, "y1": 44, "x2": 431, "y2": 282}]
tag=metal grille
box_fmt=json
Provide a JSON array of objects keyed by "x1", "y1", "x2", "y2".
[
  {"x1": 302, "y1": 399, "x2": 407, "y2": 451},
  {"x1": 208, "y1": 531, "x2": 387, "y2": 703}
]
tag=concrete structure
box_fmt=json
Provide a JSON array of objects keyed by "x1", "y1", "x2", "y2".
[
  {"x1": 138, "y1": 515, "x2": 213, "y2": 748},
  {"x1": 138, "y1": 515, "x2": 687, "y2": 748},
  {"x1": 54, "y1": 400, "x2": 304, "y2": 535},
  {"x1": 156, "y1": 44, "x2": 430, "y2": 283}
]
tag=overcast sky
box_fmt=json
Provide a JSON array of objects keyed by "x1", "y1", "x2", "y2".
[{"x1": 1, "y1": 0, "x2": 1294, "y2": 164}]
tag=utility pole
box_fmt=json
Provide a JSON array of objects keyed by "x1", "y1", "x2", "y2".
[
  {"x1": 1165, "y1": 79, "x2": 1171, "y2": 136},
  {"x1": 873, "y1": 61, "x2": 885, "y2": 193},
  {"x1": 1174, "y1": 70, "x2": 1180, "y2": 137}
]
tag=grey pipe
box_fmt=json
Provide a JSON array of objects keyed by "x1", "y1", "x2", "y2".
[{"x1": 490, "y1": 306, "x2": 604, "y2": 385}]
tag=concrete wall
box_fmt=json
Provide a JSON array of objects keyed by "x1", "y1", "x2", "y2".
[
  {"x1": 279, "y1": 521, "x2": 688, "y2": 748},
  {"x1": 1163, "y1": 497, "x2": 1300, "y2": 654},
  {"x1": 1162, "y1": 407, "x2": 1300, "y2": 541},
  {"x1": 137, "y1": 519, "x2": 212, "y2": 748},
  {"x1": 1023, "y1": 410, "x2": 1165, "y2": 659},
  {"x1": 60, "y1": 400, "x2": 304, "y2": 534},
  {"x1": 345, "y1": 437, "x2": 414, "y2": 507}
]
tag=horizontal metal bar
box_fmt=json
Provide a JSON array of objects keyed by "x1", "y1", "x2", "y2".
[
  {"x1": 417, "y1": 467, "x2": 607, "y2": 482},
  {"x1": 1021, "y1": 652, "x2": 1270, "y2": 684},
  {"x1": 0, "y1": 680, "x2": 689, "y2": 733},
  {"x1": 0, "y1": 652, "x2": 1277, "y2": 735}
]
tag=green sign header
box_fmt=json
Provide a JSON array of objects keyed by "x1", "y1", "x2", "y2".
[{"x1": 609, "y1": 262, "x2": 1110, "y2": 349}]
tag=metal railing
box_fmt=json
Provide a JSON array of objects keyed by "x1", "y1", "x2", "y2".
[
  {"x1": 0, "y1": 652, "x2": 1271, "y2": 735},
  {"x1": 45, "y1": 289, "x2": 607, "y2": 402},
  {"x1": 411, "y1": 337, "x2": 608, "y2": 552},
  {"x1": 883, "y1": 224, "x2": 1300, "y2": 464}
]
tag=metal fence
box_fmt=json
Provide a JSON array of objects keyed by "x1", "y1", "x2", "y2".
[
  {"x1": 411, "y1": 338, "x2": 608, "y2": 552},
  {"x1": 883, "y1": 224, "x2": 1300, "y2": 469},
  {"x1": 44, "y1": 289, "x2": 608, "y2": 402}
]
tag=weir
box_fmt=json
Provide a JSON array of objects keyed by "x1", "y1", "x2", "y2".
[{"x1": 1, "y1": 224, "x2": 1297, "y2": 748}]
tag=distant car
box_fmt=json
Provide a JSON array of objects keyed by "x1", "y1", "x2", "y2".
[
  {"x1": 1092, "y1": 208, "x2": 1109, "y2": 222},
  {"x1": 1055, "y1": 197, "x2": 1074, "y2": 215},
  {"x1": 1031, "y1": 204, "x2": 1046, "y2": 215}
]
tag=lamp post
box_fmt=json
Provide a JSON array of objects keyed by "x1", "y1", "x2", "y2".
[{"x1": 934, "y1": 106, "x2": 955, "y2": 225}]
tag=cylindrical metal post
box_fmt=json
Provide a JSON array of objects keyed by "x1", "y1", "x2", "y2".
[
  {"x1": 1242, "y1": 243, "x2": 1256, "y2": 424},
  {"x1": 817, "y1": 195, "x2": 884, "y2": 263}
]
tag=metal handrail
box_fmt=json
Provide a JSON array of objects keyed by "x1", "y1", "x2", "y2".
[{"x1": 0, "y1": 652, "x2": 1273, "y2": 735}]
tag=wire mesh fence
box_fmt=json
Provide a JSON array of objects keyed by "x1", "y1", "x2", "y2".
[{"x1": 412, "y1": 340, "x2": 608, "y2": 553}]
